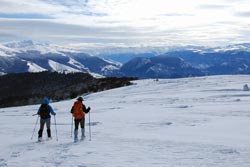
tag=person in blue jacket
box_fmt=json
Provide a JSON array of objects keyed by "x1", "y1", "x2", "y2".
[{"x1": 37, "y1": 98, "x2": 56, "y2": 141}]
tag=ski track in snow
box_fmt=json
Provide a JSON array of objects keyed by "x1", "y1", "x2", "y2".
[{"x1": 1, "y1": 75, "x2": 250, "y2": 166}]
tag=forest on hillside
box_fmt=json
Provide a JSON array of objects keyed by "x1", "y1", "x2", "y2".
[{"x1": 0, "y1": 71, "x2": 135, "y2": 108}]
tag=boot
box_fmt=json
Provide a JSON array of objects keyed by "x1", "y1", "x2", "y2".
[
  {"x1": 81, "y1": 128, "x2": 85, "y2": 140},
  {"x1": 38, "y1": 129, "x2": 43, "y2": 141},
  {"x1": 74, "y1": 129, "x2": 78, "y2": 142},
  {"x1": 47, "y1": 129, "x2": 52, "y2": 139}
]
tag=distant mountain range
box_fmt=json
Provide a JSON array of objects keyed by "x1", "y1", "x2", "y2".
[
  {"x1": 0, "y1": 40, "x2": 121, "y2": 77},
  {"x1": 1, "y1": 40, "x2": 250, "y2": 78},
  {"x1": 119, "y1": 56, "x2": 203, "y2": 78}
]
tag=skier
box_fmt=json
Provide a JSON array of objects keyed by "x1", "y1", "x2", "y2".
[
  {"x1": 71, "y1": 97, "x2": 91, "y2": 141},
  {"x1": 37, "y1": 98, "x2": 56, "y2": 142}
]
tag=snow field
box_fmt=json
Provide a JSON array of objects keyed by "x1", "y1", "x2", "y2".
[{"x1": 1, "y1": 75, "x2": 250, "y2": 166}]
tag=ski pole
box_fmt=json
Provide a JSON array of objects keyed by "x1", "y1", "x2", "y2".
[
  {"x1": 71, "y1": 115, "x2": 73, "y2": 137},
  {"x1": 54, "y1": 116, "x2": 58, "y2": 141},
  {"x1": 89, "y1": 110, "x2": 91, "y2": 141},
  {"x1": 31, "y1": 115, "x2": 39, "y2": 140}
]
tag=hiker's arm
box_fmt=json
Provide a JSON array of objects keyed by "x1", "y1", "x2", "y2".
[
  {"x1": 37, "y1": 107, "x2": 41, "y2": 115},
  {"x1": 82, "y1": 104, "x2": 89, "y2": 113},
  {"x1": 49, "y1": 105, "x2": 56, "y2": 115},
  {"x1": 70, "y1": 106, "x2": 74, "y2": 114},
  {"x1": 84, "y1": 106, "x2": 91, "y2": 113}
]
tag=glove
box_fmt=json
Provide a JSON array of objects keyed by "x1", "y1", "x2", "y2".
[
  {"x1": 87, "y1": 107, "x2": 91, "y2": 112},
  {"x1": 70, "y1": 106, "x2": 74, "y2": 114},
  {"x1": 53, "y1": 113, "x2": 56, "y2": 116}
]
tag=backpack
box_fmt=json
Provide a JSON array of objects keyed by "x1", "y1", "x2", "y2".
[
  {"x1": 72, "y1": 101, "x2": 84, "y2": 119},
  {"x1": 39, "y1": 104, "x2": 51, "y2": 119}
]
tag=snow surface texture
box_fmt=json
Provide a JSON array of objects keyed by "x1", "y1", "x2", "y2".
[{"x1": 1, "y1": 75, "x2": 250, "y2": 167}]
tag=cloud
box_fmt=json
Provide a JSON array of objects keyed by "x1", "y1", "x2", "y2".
[
  {"x1": 0, "y1": 13, "x2": 52, "y2": 19},
  {"x1": 0, "y1": 0, "x2": 67, "y2": 15},
  {"x1": 160, "y1": 13, "x2": 194, "y2": 17},
  {"x1": 0, "y1": 18, "x2": 155, "y2": 44},
  {"x1": 198, "y1": 4, "x2": 231, "y2": 9},
  {"x1": 0, "y1": 0, "x2": 250, "y2": 47},
  {"x1": 235, "y1": 11, "x2": 250, "y2": 17}
]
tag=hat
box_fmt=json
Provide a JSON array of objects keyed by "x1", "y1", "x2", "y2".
[
  {"x1": 43, "y1": 98, "x2": 50, "y2": 104},
  {"x1": 77, "y1": 97, "x2": 83, "y2": 101}
]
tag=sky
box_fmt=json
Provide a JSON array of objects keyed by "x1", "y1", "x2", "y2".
[{"x1": 0, "y1": 0, "x2": 250, "y2": 48}]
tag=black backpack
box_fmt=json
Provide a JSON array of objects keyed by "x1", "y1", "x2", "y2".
[{"x1": 39, "y1": 104, "x2": 50, "y2": 119}]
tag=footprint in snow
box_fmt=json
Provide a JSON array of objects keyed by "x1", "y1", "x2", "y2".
[
  {"x1": 10, "y1": 152, "x2": 20, "y2": 158},
  {"x1": 217, "y1": 149, "x2": 240, "y2": 155},
  {"x1": 159, "y1": 122, "x2": 173, "y2": 126},
  {"x1": 177, "y1": 105, "x2": 190, "y2": 108},
  {"x1": 78, "y1": 165, "x2": 88, "y2": 167},
  {"x1": 88, "y1": 122, "x2": 101, "y2": 126},
  {"x1": 0, "y1": 158, "x2": 7, "y2": 167},
  {"x1": 0, "y1": 159, "x2": 8, "y2": 167},
  {"x1": 26, "y1": 145, "x2": 35, "y2": 151}
]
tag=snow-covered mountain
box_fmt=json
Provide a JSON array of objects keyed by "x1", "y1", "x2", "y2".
[
  {"x1": 165, "y1": 49, "x2": 250, "y2": 75},
  {"x1": 0, "y1": 44, "x2": 19, "y2": 56},
  {"x1": 0, "y1": 40, "x2": 121, "y2": 77},
  {"x1": 95, "y1": 43, "x2": 250, "y2": 63},
  {"x1": 1, "y1": 40, "x2": 250, "y2": 78},
  {"x1": 95, "y1": 43, "x2": 250, "y2": 78},
  {"x1": 120, "y1": 55, "x2": 203, "y2": 78},
  {"x1": 4, "y1": 40, "x2": 79, "y2": 55},
  {"x1": 1, "y1": 75, "x2": 250, "y2": 166}
]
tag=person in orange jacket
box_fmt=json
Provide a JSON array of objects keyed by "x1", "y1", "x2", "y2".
[{"x1": 71, "y1": 97, "x2": 90, "y2": 141}]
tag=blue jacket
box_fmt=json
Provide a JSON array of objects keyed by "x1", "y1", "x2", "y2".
[{"x1": 37, "y1": 98, "x2": 56, "y2": 120}]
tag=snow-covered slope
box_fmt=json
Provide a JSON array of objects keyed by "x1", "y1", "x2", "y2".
[
  {"x1": 4, "y1": 40, "x2": 75, "y2": 55},
  {"x1": 0, "y1": 44, "x2": 18, "y2": 57},
  {"x1": 0, "y1": 40, "x2": 121, "y2": 77},
  {"x1": 27, "y1": 61, "x2": 47, "y2": 72},
  {"x1": 48, "y1": 60, "x2": 81, "y2": 73},
  {"x1": 1, "y1": 75, "x2": 250, "y2": 166}
]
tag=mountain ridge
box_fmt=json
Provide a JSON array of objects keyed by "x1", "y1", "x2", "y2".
[
  {"x1": 1, "y1": 40, "x2": 250, "y2": 78},
  {"x1": 0, "y1": 40, "x2": 121, "y2": 77}
]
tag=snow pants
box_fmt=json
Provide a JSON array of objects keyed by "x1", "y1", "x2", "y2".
[
  {"x1": 38, "y1": 119, "x2": 51, "y2": 138},
  {"x1": 74, "y1": 117, "x2": 85, "y2": 130},
  {"x1": 74, "y1": 118, "x2": 85, "y2": 139}
]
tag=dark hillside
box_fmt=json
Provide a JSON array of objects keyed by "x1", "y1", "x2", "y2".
[{"x1": 0, "y1": 71, "x2": 135, "y2": 108}]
